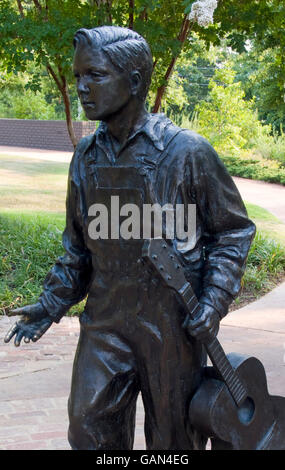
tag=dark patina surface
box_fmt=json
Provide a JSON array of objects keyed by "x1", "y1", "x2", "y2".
[{"x1": 4, "y1": 26, "x2": 257, "y2": 450}]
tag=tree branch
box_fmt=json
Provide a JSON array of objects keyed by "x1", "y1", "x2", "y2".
[
  {"x1": 16, "y1": 0, "x2": 25, "y2": 18},
  {"x1": 32, "y1": 0, "x2": 42, "y2": 13},
  {"x1": 46, "y1": 63, "x2": 64, "y2": 92},
  {"x1": 139, "y1": 7, "x2": 147, "y2": 22},
  {"x1": 46, "y1": 63, "x2": 77, "y2": 148},
  {"x1": 106, "y1": 0, "x2": 113, "y2": 24},
  {"x1": 45, "y1": 0, "x2": 49, "y2": 19}
]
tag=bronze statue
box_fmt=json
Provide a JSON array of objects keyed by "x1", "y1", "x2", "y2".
[{"x1": 4, "y1": 26, "x2": 257, "y2": 450}]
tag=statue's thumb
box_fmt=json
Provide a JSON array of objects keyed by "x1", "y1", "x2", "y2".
[{"x1": 7, "y1": 305, "x2": 32, "y2": 317}]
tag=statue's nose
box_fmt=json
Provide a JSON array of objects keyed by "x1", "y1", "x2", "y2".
[{"x1": 77, "y1": 77, "x2": 90, "y2": 94}]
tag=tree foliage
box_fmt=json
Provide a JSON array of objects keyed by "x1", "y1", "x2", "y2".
[
  {"x1": 0, "y1": 0, "x2": 198, "y2": 145},
  {"x1": 213, "y1": 0, "x2": 285, "y2": 132},
  {"x1": 1, "y1": 0, "x2": 284, "y2": 146}
]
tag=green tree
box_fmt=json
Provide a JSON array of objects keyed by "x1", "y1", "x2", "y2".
[
  {"x1": 233, "y1": 46, "x2": 285, "y2": 132},
  {"x1": 211, "y1": 0, "x2": 285, "y2": 132},
  {"x1": 2, "y1": 1, "x2": 282, "y2": 147},
  {"x1": 0, "y1": 0, "x2": 220, "y2": 146},
  {"x1": 0, "y1": 66, "x2": 73, "y2": 120},
  {"x1": 195, "y1": 66, "x2": 266, "y2": 154}
]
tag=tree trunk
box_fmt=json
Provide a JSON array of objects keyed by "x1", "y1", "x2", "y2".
[
  {"x1": 152, "y1": 15, "x2": 191, "y2": 113},
  {"x1": 61, "y1": 77, "x2": 78, "y2": 149},
  {"x1": 16, "y1": 0, "x2": 24, "y2": 17},
  {"x1": 46, "y1": 64, "x2": 78, "y2": 149},
  {"x1": 129, "y1": 0, "x2": 134, "y2": 29}
]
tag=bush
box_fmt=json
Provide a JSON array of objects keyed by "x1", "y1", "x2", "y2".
[
  {"x1": 0, "y1": 211, "x2": 65, "y2": 313},
  {"x1": 254, "y1": 127, "x2": 285, "y2": 167},
  {"x1": 221, "y1": 154, "x2": 285, "y2": 185},
  {"x1": 194, "y1": 66, "x2": 266, "y2": 155}
]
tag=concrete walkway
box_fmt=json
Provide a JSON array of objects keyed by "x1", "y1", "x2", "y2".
[
  {"x1": 0, "y1": 146, "x2": 284, "y2": 450},
  {"x1": 233, "y1": 176, "x2": 285, "y2": 224}
]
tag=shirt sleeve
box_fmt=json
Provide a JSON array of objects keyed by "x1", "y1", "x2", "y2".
[
  {"x1": 187, "y1": 135, "x2": 256, "y2": 319},
  {"x1": 38, "y1": 144, "x2": 92, "y2": 323}
]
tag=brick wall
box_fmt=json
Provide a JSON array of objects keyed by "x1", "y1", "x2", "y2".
[{"x1": 0, "y1": 119, "x2": 96, "y2": 151}]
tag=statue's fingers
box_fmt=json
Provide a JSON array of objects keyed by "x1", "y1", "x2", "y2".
[
  {"x1": 14, "y1": 330, "x2": 25, "y2": 347},
  {"x1": 4, "y1": 323, "x2": 18, "y2": 343},
  {"x1": 32, "y1": 321, "x2": 51, "y2": 342},
  {"x1": 187, "y1": 315, "x2": 206, "y2": 332},
  {"x1": 24, "y1": 336, "x2": 31, "y2": 343}
]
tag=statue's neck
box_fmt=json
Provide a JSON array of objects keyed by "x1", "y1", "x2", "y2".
[{"x1": 104, "y1": 101, "x2": 149, "y2": 147}]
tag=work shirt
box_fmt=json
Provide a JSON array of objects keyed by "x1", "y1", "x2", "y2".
[{"x1": 39, "y1": 113, "x2": 256, "y2": 323}]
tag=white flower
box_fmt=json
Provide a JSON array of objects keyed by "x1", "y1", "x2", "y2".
[{"x1": 188, "y1": 0, "x2": 218, "y2": 27}]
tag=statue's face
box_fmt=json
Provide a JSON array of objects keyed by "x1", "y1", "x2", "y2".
[{"x1": 73, "y1": 43, "x2": 132, "y2": 121}]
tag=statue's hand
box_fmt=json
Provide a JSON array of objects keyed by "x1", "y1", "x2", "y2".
[
  {"x1": 184, "y1": 304, "x2": 220, "y2": 343},
  {"x1": 4, "y1": 303, "x2": 53, "y2": 347}
]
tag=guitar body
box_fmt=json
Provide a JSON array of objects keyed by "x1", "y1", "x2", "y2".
[{"x1": 189, "y1": 352, "x2": 285, "y2": 450}]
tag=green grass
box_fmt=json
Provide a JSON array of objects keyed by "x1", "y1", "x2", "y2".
[
  {"x1": 245, "y1": 202, "x2": 281, "y2": 223},
  {"x1": 0, "y1": 211, "x2": 64, "y2": 313},
  {"x1": 0, "y1": 210, "x2": 86, "y2": 316},
  {"x1": 245, "y1": 202, "x2": 285, "y2": 246},
  {"x1": 0, "y1": 154, "x2": 68, "y2": 213},
  {"x1": 0, "y1": 155, "x2": 69, "y2": 176}
]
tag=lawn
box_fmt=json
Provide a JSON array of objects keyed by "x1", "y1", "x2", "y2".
[
  {"x1": 0, "y1": 154, "x2": 68, "y2": 214},
  {"x1": 245, "y1": 202, "x2": 285, "y2": 246},
  {"x1": 0, "y1": 153, "x2": 284, "y2": 315}
]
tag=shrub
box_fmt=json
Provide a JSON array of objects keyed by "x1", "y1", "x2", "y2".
[
  {"x1": 221, "y1": 154, "x2": 285, "y2": 185},
  {"x1": 241, "y1": 232, "x2": 285, "y2": 295}
]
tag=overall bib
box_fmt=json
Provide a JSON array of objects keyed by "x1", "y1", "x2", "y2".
[{"x1": 67, "y1": 142, "x2": 207, "y2": 450}]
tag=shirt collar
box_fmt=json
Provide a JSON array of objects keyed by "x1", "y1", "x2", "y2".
[{"x1": 89, "y1": 113, "x2": 172, "y2": 153}]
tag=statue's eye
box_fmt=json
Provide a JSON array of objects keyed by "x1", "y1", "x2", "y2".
[{"x1": 89, "y1": 69, "x2": 107, "y2": 78}]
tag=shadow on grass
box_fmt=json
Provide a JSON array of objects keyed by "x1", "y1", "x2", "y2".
[{"x1": 0, "y1": 156, "x2": 69, "y2": 176}]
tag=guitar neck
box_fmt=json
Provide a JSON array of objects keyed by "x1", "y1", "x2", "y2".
[{"x1": 179, "y1": 283, "x2": 247, "y2": 407}]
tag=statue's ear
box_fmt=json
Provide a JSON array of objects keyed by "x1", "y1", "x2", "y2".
[{"x1": 130, "y1": 70, "x2": 142, "y2": 97}]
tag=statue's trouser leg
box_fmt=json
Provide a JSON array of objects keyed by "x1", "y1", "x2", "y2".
[
  {"x1": 68, "y1": 325, "x2": 140, "y2": 450},
  {"x1": 135, "y1": 289, "x2": 207, "y2": 450},
  {"x1": 67, "y1": 297, "x2": 207, "y2": 450}
]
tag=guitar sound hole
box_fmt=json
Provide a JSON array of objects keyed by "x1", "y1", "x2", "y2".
[{"x1": 238, "y1": 397, "x2": 255, "y2": 425}]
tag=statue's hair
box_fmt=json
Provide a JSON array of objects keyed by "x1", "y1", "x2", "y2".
[{"x1": 73, "y1": 26, "x2": 153, "y2": 101}]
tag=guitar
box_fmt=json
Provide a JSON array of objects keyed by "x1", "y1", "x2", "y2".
[{"x1": 142, "y1": 238, "x2": 285, "y2": 450}]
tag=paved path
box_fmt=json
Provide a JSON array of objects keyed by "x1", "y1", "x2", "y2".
[
  {"x1": 233, "y1": 177, "x2": 285, "y2": 224},
  {"x1": 1, "y1": 281, "x2": 284, "y2": 450},
  {"x1": 0, "y1": 146, "x2": 284, "y2": 450}
]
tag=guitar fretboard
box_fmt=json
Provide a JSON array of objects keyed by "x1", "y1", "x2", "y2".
[{"x1": 179, "y1": 283, "x2": 247, "y2": 407}]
